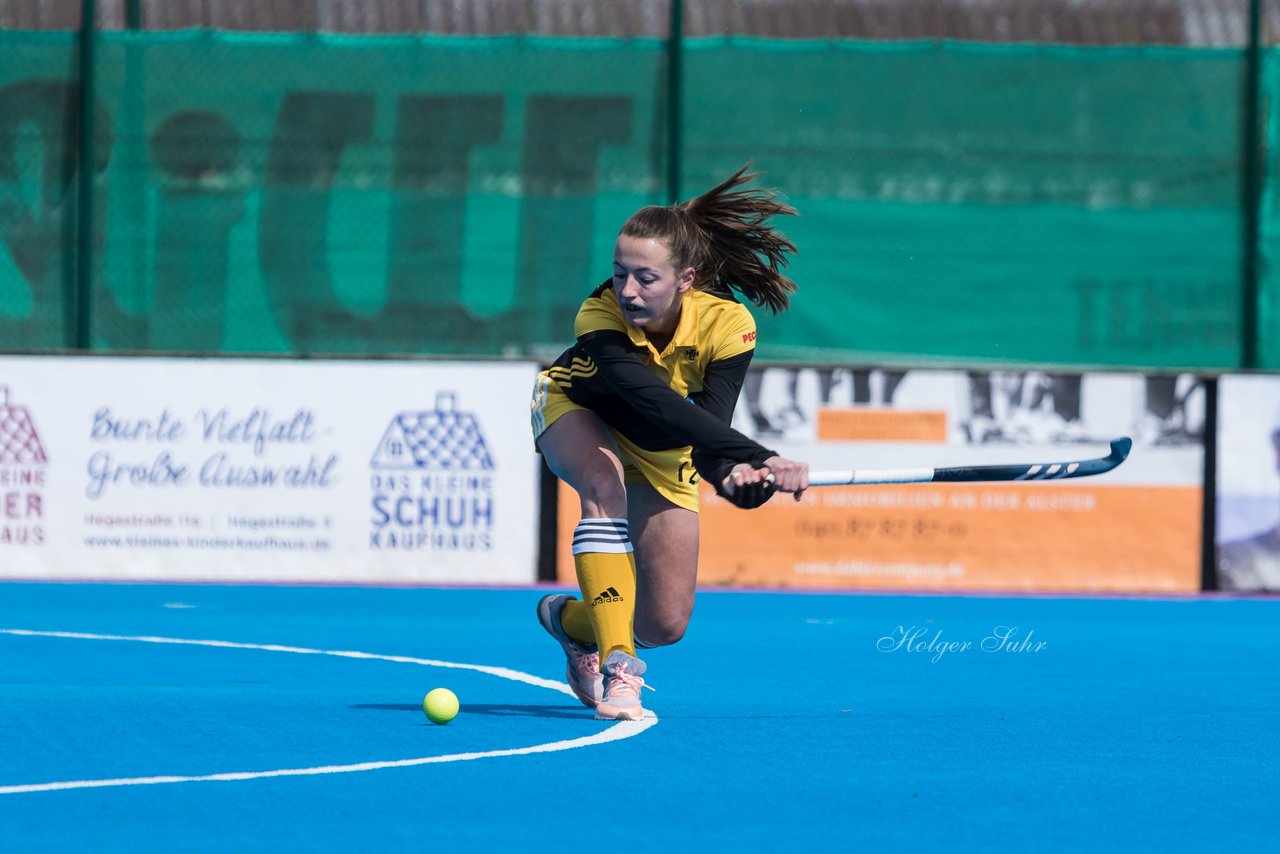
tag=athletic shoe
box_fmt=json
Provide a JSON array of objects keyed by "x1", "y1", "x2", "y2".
[
  {"x1": 536, "y1": 594, "x2": 603, "y2": 708},
  {"x1": 595, "y1": 649, "x2": 648, "y2": 721}
]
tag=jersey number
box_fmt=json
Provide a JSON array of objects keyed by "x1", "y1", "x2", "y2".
[{"x1": 676, "y1": 462, "x2": 700, "y2": 485}]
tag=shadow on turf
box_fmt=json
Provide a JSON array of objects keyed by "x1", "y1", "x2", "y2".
[{"x1": 352, "y1": 703, "x2": 589, "y2": 720}]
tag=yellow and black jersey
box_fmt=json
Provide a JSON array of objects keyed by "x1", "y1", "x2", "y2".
[{"x1": 547, "y1": 281, "x2": 776, "y2": 485}]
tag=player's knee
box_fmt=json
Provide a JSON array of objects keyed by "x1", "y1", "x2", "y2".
[
  {"x1": 635, "y1": 614, "x2": 689, "y2": 648},
  {"x1": 637, "y1": 626, "x2": 685, "y2": 648}
]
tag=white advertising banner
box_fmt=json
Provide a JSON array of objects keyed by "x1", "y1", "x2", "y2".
[
  {"x1": 0, "y1": 356, "x2": 540, "y2": 583},
  {"x1": 1215, "y1": 374, "x2": 1280, "y2": 592}
]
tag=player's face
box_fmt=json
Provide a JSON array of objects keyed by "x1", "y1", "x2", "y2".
[{"x1": 612, "y1": 234, "x2": 694, "y2": 337}]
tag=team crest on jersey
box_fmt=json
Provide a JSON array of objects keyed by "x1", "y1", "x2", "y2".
[{"x1": 684, "y1": 347, "x2": 699, "y2": 361}]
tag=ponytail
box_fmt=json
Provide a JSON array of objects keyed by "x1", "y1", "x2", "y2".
[{"x1": 619, "y1": 164, "x2": 799, "y2": 313}]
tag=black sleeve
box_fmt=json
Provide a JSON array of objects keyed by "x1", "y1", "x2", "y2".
[
  {"x1": 691, "y1": 349, "x2": 751, "y2": 423},
  {"x1": 577, "y1": 330, "x2": 776, "y2": 468},
  {"x1": 689, "y1": 350, "x2": 756, "y2": 490}
]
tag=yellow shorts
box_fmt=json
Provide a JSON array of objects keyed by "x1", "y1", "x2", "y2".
[{"x1": 530, "y1": 371, "x2": 701, "y2": 512}]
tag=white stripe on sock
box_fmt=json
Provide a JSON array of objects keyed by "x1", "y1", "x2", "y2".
[{"x1": 572, "y1": 518, "x2": 633, "y2": 556}]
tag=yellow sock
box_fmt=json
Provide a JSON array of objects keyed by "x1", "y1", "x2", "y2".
[
  {"x1": 559, "y1": 599, "x2": 596, "y2": 648},
  {"x1": 572, "y1": 518, "x2": 636, "y2": 661}
]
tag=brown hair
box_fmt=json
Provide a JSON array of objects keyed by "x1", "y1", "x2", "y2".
[{"x1": 619, "y1": 164, "x2": 798, "y2": 313}]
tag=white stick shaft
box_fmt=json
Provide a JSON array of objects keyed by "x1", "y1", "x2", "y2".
[{"x1": 809, "y1": 467, "x2": 937, "y2": 486}]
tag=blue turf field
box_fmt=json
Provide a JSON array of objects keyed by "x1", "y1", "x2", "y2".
[{"x1": 1, "y1": 582, "x2": 1277, "y2": 851}]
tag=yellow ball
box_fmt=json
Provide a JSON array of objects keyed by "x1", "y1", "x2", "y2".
[{"x1": 423, "y1": 688, "x2": 459, "y2": 725}]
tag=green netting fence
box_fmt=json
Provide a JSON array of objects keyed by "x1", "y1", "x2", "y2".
[{"x1": 0, "y1": 30, "x2": 1273, "y2": 368}]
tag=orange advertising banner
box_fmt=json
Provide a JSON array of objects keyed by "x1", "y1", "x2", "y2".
[
  {"x1": 696, "y1": 483, "x2": 1200, "y2": 592},
  {"x1": 556, "y1": 481, "x2": 1201, "y2": 593},
  {"x1": 817, "y1": 409, "x2": 948, "y2": 442}
]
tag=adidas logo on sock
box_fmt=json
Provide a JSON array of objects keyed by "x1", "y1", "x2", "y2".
[{"x1": 592, "y1": 586, "x2": 624, "y2": 605}]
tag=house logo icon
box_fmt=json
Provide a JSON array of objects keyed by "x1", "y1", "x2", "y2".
[
  {"x1": 371, "y1": 392, "x2": 495, "y2": 471},
  {"x1": 368, "y1": 391, "x2": 497, "y2": 554},
  {"x1": 1, "y1": 385, "x2": 48, "y2": 548},
  {"x1": 0, "y1": 386, "x2": 47, "y2": 466}
]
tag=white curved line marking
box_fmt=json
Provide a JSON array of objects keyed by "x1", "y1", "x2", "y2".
[{"x1": 0, "y1": 628, "x2": 656, "y2": 795}]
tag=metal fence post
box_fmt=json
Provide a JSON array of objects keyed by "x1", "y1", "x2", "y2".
[
  {"x1": 75, "y1": 0, "x2": 97, "y2": 350},
  {"x1": 1242, "y1": 0, "x2": 1263, "y2": 369},
  {"x1": 666, "y1": 0, "x2": 683, "y2": 204}
]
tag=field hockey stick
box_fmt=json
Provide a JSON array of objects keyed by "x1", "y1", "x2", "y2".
[{"x1": 803, "y1": 436, "x2": 1133, "y2": 487}]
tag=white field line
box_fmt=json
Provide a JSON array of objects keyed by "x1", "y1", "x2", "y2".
[{"x1": 0, "y1": 628, "x2": 656, "y2": 795}]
